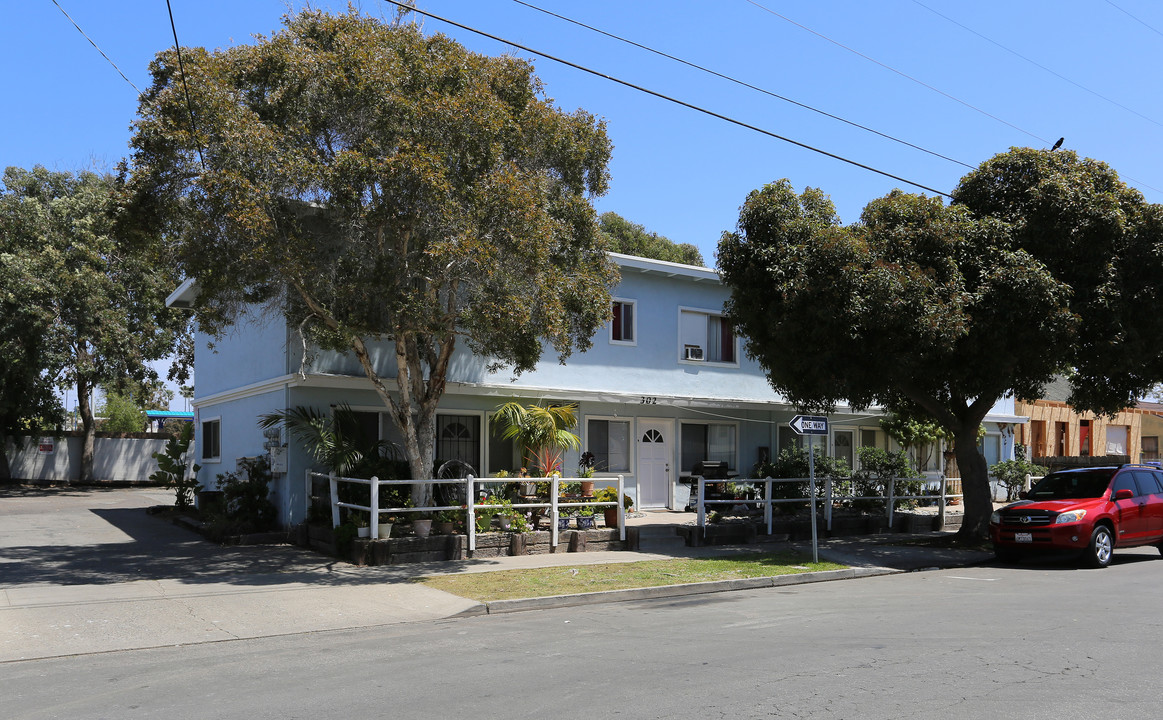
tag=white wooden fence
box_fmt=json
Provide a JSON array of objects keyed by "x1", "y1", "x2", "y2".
[
  {"x1": 309, "y1": 471, "x2": 625, "y2": 551},
  {"x1": 692, "y1": 475, "x2": 965, "y2": 532}
]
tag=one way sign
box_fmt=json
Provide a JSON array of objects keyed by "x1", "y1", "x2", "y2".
[{"x1": 789, "y1": 415, "x2": 829, "y2": 436}]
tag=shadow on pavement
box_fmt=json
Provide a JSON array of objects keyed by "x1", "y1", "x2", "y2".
[{"x1": 0, "y1": 506, "x2": 370, "y2": 588}]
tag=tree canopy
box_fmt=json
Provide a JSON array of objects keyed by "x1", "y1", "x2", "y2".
[
  {"x1": 598, "y1": 211, "x2": 704, "y2": 266},
  {"x1": 717, "y1": 148, "x2": 1163, "y2": 538},
  {"x1": 126, "y1": 9, "x2": 618, "y2": 487},
  {"x1": 0, "y1": 166, "x2": 184, "y2": 480}
]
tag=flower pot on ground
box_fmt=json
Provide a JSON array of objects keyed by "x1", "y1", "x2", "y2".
[
  {"x1": 413, "y1": 518, "x2": 432, "y2": 538},
  {"x1": 603, "y1": 506, "x2": 618, "y2": 528},
  {"x1": 557, "y1": 513, "x2": 572, "y2": 531},
  {"x1": 377, "y1": 523, "x2": 393, "y2": 539},
  {"x1": 357, "y1": 526, "x2": 371, "y2": 538}
]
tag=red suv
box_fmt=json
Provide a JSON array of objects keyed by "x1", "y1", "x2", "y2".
[{"x1": 990, "y1": 464, "x2": 1163, "y2": 567}]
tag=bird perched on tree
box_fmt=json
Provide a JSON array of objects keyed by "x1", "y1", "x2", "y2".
[{"x1": 1051, "y1": 137, "x2": 1064, "y2": 151}]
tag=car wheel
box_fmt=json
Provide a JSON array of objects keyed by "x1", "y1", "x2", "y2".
[
  {"x1": 994, "y1": 545, "x2": 1023, "y2": 564},
  {"x1": 1085, "y1": 525, "x2": 1114, "y2": 568}
]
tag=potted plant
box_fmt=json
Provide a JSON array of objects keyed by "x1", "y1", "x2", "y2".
[
  {"x1": 557, "y1": 509, "x2": 572, "y2": 531},
  {"x1": 578, "y1": 452, "x2": 596, "y2": 496},
  {"x1": 412, "y1": 512, "x2": 433, "y2": 538},
  {"x1": 594, "y1": 486, "x2": 632, "y2": 528},
  {"x1": 576, "y1": 505, "x2": 596, "y2": 530},
  {"x1": 433, "y1": 509, "x2": 460, "y2": 535}
]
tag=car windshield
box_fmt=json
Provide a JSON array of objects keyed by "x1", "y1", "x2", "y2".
[{"x1": 1027, "y1": 470, "x2": 1115, "y2": 500}]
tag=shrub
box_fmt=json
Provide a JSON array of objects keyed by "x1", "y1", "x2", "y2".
[
  {"x1": 150, "y1": 422, "x2": 200, "y2": 510},
  {"x1": 854, "y1": 447, "x2": 922, "y2": 510},
  {"x1": 207, "y1": 456, "x2": 277, "y2": 538},
  {"x1": 990, "y1": 458, "x2": 1049, "y2": 501},
  {"x1": 752, "y1": 445, "x2": 850, "y2": 514}
]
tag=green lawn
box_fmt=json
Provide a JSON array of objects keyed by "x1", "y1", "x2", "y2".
[{"x1": 417, "y1": 551, "x2": 846, "y2": 601}]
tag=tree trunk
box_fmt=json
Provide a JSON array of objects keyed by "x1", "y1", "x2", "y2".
[
  {"x1": 954, "y1": 423, "x2": 992, "y2": 539},
  {"x1": 0, "y1": 435, "x2": 11, "y2": 481},
  {"x1": 77, "y1": 377, "x2": 95, "y2": 484}
]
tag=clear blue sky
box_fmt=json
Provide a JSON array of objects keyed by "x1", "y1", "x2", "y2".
[{"x1": 6, "y1": 1, "x2": 1163, "y2": 405}]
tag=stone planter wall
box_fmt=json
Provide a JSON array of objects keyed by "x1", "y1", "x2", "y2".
[{"x1": 308, "y1": 525, "x2": 626, "y2": 566}]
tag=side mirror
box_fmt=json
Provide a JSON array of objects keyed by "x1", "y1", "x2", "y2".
[
  {"x1": 1114, "y1": 488, "x2": 1135, "y2": 501},
  {"x1": 1019, "y1": 490, "x2": 1029, "y2": 500}
]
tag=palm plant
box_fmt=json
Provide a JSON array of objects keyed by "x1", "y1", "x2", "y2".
[
  {"x1": 258, "y1": 404, "x2": 389, "y2": 476},
  {"x1": 492, "y1": 401, "x2": 581, "y2": 476}
]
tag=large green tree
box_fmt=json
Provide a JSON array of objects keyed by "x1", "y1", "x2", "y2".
[
  {"x1": 125, "y1": 10, "x2": 618, "y2": 493},
  {"x1": 0, "y1": 166, "x2": 185, "y2": 482},
  {"x1": 718, "y1": 148, "x2": 1163, "y2": 538},
  {"x1": 0, "y1": 181, "x2": 66, "y2": 479},
  {"x1": 599, "y1": 211, "x2": 704, "y2": 266}
]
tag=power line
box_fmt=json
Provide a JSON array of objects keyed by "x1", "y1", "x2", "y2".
[
  {"x1": 379, "y1": 0, "x2": 953, "y2": 198},
  {"x1": 913, "y1": 0, "x2": 1163, "y2": 130},
  {"x1": 1105, "y1": 0, "x2": 1163, "y2": 38},
  {"x1": 164, "y1": 0, "x2": 206, "y2": 172},
  {"x1": 742, "y1": 0, "x2": 1051, "y2": 145},
  {"x1": 512, "y1": 0, "x2": 974, "y2": 170},
  {"x1": 48, "y1": 0, "x2": 139, "y2": 93}
]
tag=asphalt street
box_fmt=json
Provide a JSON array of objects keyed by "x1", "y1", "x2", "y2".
[{"x1": 7, "y1": 552, "x2": 1163, "y2": 719}]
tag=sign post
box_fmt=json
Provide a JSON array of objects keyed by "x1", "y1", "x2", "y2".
[{"x1": 789, "y1": 415, "x2": 828, "y2": 564}]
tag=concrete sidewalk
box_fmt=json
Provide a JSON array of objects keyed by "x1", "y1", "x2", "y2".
[{"x1": 0, "y1": 486, "x2": 994, "y2": 663}]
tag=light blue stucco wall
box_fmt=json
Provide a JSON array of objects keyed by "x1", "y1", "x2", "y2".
[{"x1": 195, "y1": 310, "x2": 289, "y2": 398}]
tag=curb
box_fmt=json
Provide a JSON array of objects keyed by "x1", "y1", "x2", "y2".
[{"x1": 456, "y1": 566, "x2": 901, "y2": 616}]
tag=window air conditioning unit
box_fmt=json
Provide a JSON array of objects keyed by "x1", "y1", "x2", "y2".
[{"x1": 684, "y1": 345, "x2": 704, "y2": 361}]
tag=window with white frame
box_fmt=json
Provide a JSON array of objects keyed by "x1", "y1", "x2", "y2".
[
  {"x1": 611, "y1": 299, "x2": 636, "y2": 344},
  {"x1": 679, "y1": 308, "x2": 736, "y2": 364},
  {"x1": 201, "y1": 417, "x2": 221, "y2": 462},
  {"x1": 680, "y1": 422, "x2": 737, "y2": 472},
  {"x1": 586, "y1": 418, "x2": 631, "y2": 473}
]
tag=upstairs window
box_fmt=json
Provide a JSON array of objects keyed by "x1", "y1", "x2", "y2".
[
  {"x1": 611, "y1": 299, "x2": 636, "y2": 344},
  {"x1": 679, "y1": 308, "x2": 736, "y2": 364}
]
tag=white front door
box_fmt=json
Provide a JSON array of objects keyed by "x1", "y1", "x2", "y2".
[{"x1": 637, "y1": 419, "x2": 673, "y2": 508}]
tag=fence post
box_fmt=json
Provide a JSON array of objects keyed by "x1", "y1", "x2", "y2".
[
  {"x1": 551, "y1": 476, "x2": 560, "y2": 549},
  {"x1": 467, "y1": 475, "x2": 476, "y2": 552},
  {"x1": 696, "y1": 475, "x2": 706, "y2": 529},
  {"x1": 329, "y1": 471, "x2": 340, "y2": 528},
  {"x1": 937, "y1": 474, "x2": 946, "y2": 531},
  {"x1": 369, "y1": 476, "x2": 380, "y2": 539},
  {"x1": 1024, "y1": 473, "x2": 1032, "y2": 492},
  {"x1": 824, "y1": 475, "x2": 833, "y2": 532},
  {"x1": 887, "y1": 476, "x2": 895, "y2": 529},
  {"x1": 765, "y1": 478, "x2": 773, "y2": 535},
  {"x1": 305, "y1": 468, "x2": 313, "y2": 522},
  {"x1": 617, "y1": 474, "x2": 626, "y2": 542}
]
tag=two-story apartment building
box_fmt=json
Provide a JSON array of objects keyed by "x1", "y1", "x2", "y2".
[{"x1": 169, "y1": 252, "x2": 1023, "y2": 528}]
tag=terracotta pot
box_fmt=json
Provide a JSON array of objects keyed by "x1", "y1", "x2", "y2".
[
  {"x1": 580, "y1": 480, "x2": 595, "y2": 496},
  {"x1": 603, "y1": 507, "x2": 619, "y2": 528}
]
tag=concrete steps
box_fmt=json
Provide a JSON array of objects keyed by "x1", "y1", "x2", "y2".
[{"x1": 631, "y1": 525, "x2": 688, "y2": 553}]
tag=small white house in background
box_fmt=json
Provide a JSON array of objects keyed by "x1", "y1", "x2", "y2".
[{"x1": 167, "y1": 252, "x2": 1023, "y2": 529}]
